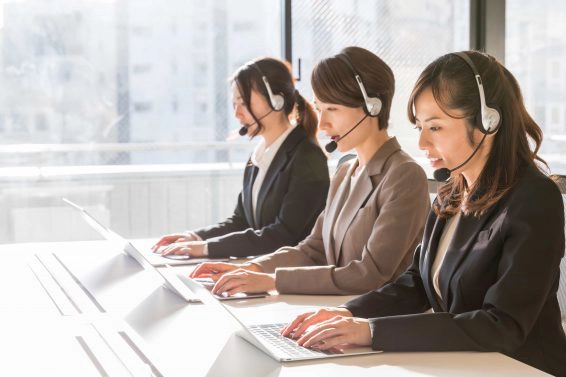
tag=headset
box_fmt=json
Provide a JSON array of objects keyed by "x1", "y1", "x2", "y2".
[
  {"x1": 249, "y1": 62, "x2": 285, "y2": 112},
  {"x1": 336, "y1": 53, "x2": 382, "y2": 117},
  {"x1": 452, "y1": 52, "x2": 501, "y2": 134}
]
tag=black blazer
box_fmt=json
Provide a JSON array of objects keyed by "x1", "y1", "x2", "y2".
[
  {"x1": 344, "y1": 165, "x2": 566, "y2": 376},
  {"x1": 195, "y1": 126, "x2": 330, "y2": 258}
]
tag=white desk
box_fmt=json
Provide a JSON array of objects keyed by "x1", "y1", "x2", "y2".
[{"x1": 0, "y1": 240, "x2": 551, "y2": 376}]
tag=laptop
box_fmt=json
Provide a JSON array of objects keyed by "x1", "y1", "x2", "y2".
[
  {"x1": 178, "y1": 276, "x2": 381, "y2": 362},
  {"x1": 164, "y1": 267, "x2": 268, "y2": 301},
  {"x1": 63, "y1": 198, "x2": 267, "y2": 302},
  {"x1": 62, "y1": 198, "x2": 226, "y2": 267}
]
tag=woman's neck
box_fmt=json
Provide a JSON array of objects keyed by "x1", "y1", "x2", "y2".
[
  {"x1": 461, "y1": 136, "x2": 492, "y2": 188},
  {"x1": 261, "y1": 118, "x2": 292, "y2": 147},
  {"x1": 355, "y1": 129, "x2": 390, "y2": 166}
]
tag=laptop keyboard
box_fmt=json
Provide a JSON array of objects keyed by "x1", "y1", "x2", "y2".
[{"x1": 248, "y1": 323, "x2": 333, "y2": 358}]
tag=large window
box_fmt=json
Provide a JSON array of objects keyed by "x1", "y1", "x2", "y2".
[
  {"x1": 292, "y1": 0, "x2": 470, "y2": 167},
  {"x1": 0, "y1": 0, "x2": 281, "y2": 167},
  {"x1": 3, "y1": 0, "x2": 560, "y2": 245},
  {"x1": 0, "y1": 0, "x2": 281, "y2": 243},
  {"x1": 506, "y1": 0, "x2": 566, "y2": 173}
]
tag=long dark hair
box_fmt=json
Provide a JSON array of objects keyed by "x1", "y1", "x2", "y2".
[
  {"x1": 311, "y1": 46, "x2": 394, "y2": 130},
  {"x1": 407, "y1": 51, "x2": 546, "y2": 217},
  {"x1": 231, "y1": 57, "x2": 318, "y2": 142}
]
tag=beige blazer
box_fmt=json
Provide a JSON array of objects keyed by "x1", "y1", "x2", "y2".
[{"x1": 252, "y1": 137, "x2": 430, "y2": 295}]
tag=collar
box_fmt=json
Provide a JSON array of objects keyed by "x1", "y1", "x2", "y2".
[
  {"x1": 250, "y1": 126, "x2": 295, "y2": 168},
  {"x1": 364, "y1": 137, "x2": 402, "y2": 176}
]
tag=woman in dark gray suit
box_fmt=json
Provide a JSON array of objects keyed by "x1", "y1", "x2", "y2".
[
  {"x1": 152, "y1": 58, "x2": 329, "y2": 259},
  {"x1": 283, "y1": 51, "x2": 566, "y2": 376}
]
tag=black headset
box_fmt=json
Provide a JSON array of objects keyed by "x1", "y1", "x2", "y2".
[
  {"x1": 451, "y1": 52, "x2": 501, "y2": 134},
  {"x1": 248, "y1": 62, "x2": 285, "y2": 112},
  {"x1": 336, "y1": 54, "x2": 382, "y2": 117}
]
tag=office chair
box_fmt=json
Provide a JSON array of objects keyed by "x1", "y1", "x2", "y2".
[{"x1": 551, "y1": 174, "x2": 566, "y2": 333}]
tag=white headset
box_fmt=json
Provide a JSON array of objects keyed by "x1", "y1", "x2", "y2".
[
  {"x1": 337, "y1": 54, "x2": 382, "y2": 117},
  {"x1": 250, "y1": 62, "x2": 285, "y2": 112},
  {"x1": 452, "y1": 52, "x2": 501, "y2": 134}
]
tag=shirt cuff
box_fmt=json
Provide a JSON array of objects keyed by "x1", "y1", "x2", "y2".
[{"x1": 202, "y1": 242, "x2": 208, "y2": 256}]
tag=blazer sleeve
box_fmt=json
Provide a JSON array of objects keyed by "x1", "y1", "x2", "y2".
[
  {"x1": 343, "y1": 243, "x2": 431, "y2": 317},
  {"x1": 251, "y1": 209, "x2": 329, "y2": 270},
  {"x1": 355, "y1": 178, "x2": 566, "y2": 353},
  {"x1": 250, "y1": 161, "x2": 351, "y2": 272},
  {"x1": 194, "y1": 191, "x2": 250, "y2": 240},
  {"x1": 271, "y1": 162, "x2": 430, "y2": 295},
  {"x1": 200, "y1": 145, "x2": 329, "y2": 258}
]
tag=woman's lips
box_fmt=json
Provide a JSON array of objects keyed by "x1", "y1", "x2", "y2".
[{"x1": 428, "y1": 157, "x2": 443, "y2": 168}]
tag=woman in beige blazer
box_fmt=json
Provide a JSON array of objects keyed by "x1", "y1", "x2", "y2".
[{"x1": 191, "y1": 46, "x2": 430, "y2": 295}]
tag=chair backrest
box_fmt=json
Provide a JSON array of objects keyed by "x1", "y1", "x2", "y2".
[
  {"x1": 550, "y1": 175, "x2": 566, "y2": 332},
  {"x1": 336, "y1": 153, "x2": 357, "y2": 171}
]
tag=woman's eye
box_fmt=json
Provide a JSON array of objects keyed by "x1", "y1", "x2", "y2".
[
  {"x1": 413, "y1": 125, "x2": 422, "y2": 132},
  {"x1": 430, "y1": 126, "x2": 440, "y2": 132}
]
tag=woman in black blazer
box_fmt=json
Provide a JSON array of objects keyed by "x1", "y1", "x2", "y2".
[
  {"x1": 282, "y1": 51, "x2": 566, "y2": 376},
  {"x1": 152, "y1": 58, "x2": 329, "y2": 259}
]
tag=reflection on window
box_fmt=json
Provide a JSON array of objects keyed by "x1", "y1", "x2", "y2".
[
  {"x1": 292, "y1": 0, "x2": 469, "y2": 168},
  {"x1": 506, "y1": 0, "x2": 566, "y2": 173},
  {"x1": 0, "y1": 0, "x2": 281, "y2": 167},
  {"x1": 133, "y1": 102, "x2": 152, "y2": 113}
]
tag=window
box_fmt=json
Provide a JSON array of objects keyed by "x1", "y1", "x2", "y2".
[
  {"x1": 132, "y1": 64, "x2": 152, "y2": 74},
  {"x1": 0, "y1": 0, "x2": 281, "y2": 244},
  {"x1": 133, "y1": 102, "x2": 152, "y2": 113},
  {"x1": 506, "y1": 0, "x2": 566, "y2": 173},
  {"x1": 35, "y1": 113, "x2": 48, "y2": 131},
  {"x1": 292, "y1": 0, "x2": 470, "y2": 168}
]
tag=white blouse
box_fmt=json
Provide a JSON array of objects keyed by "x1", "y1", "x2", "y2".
[{"x1": 249, "y1": 126, "x2": 295, "y2": 224}]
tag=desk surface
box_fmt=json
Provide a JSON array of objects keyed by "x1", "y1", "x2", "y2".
[{"x1": 0, "y1": 240, "x2": 551, "y2": 377}]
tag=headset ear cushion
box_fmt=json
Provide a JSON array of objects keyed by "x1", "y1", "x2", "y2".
[
  {"x1": 362, "y1": 97, "x2": 382, "y2": 117},
  {"x1": 367, "y1": 98, "x2": 382, "y2": 117},
  {"x1": 483, "y1": 107, "x2": 501, "y2": 134},
  {"x1": 475, "y1": 107, "x2": 501, "y2": 134},
  {"x1": 271, "y1": 94, "x2": 285, "y2": 112}
]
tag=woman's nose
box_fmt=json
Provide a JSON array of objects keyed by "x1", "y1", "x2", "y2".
[
  {"x1": 233, "y1": 104, "x2": 244, "y2": 119},
  {"x1": 418, "y1": 129, "x2": 429, "y2": 151},
  {"x1": 317, "y1": 112, "x2": 329, "y2": 131}
]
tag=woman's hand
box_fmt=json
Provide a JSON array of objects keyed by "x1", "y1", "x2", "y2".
[
  {"x1": 159, "y1": 240, "x2": 207, "y2": 257},
  {"x1": 190, "y1": 262, "x2": 261, "y2": 280},
  {"x1": 280, "y1": 307, "x2": 353, "y2": 339},
  {"x1": 151, "y1": 231, "x2": 201, "y2": 251},
  {"x1": 212, "y1": 269, "x2": 275, "y2": 295},
  {"x1": 296, "y1": 316, "x2": 372, "y2": 351}
]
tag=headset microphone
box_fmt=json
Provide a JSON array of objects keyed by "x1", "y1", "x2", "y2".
[
  {"x1": 238, "y1": 126, "x2": 249, "y2": 136},
  {"x1": 238, "y1": 109, "x2": 274, "y2": 136},
  {"x1": 324, "y1": 114, "x2": 369, "y2": 153},
  {"x1": 433, "y1": 131, "x2": 488, "y2": 182}
]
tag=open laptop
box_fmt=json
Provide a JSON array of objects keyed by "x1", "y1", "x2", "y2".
[
  {"x1": 62, "y1": 198, "x2": 226, "y2": 267},
  {"x1": 63, "y1": 198, "x2": 267, "y2": 302},
  {"x1": 178, "y1": 276, "x2": 381, "y2": 362}
]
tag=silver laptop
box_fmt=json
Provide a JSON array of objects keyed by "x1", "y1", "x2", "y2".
[
  {"x1": 62, "y1": 198, "x2": 227, "y2": 267},
  {"x1": 63, "y1": 198, "x2": 265, "y2": 302},
  {"x1": 62, "y1": 198, "x2": 205, "y2": 303},
  {"x1": 178, "y1": 276, "x2": 381, "y2": 362}
]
